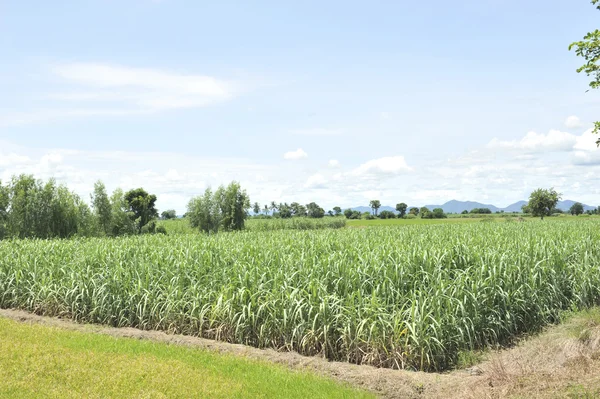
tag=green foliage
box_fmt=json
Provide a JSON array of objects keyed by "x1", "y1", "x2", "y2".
[
  {"x1": 4, "y1": 220, "x2": 600, "y2": 371},
  {"x1": 470, "y1": 208, "x2": 492, "y2": 214},
  {"x1": 570, "y1": 202, "x2": 584, "y2": 216},
  {"x1": 161, "y1": 209, "x2": 177, "y2": 220},
  {"x1": 409, "y1": 207, "x2": 420, "y2": 216},
  {"x1": 395, "y1": 202, "x2": 408, "y2": 218},
  {"x1": 3, "y1": 175, "x2": 91, "y2": 239},
  {"x1": 306, "y1": 202, "x2": 325, "y2": 218},
  {"x1": 378, "y1": 210, "x2": 396, "y2": 219},
  {"x1": 369, "y1": 200, "x2": 381, "y2": 216},
  {"x1": 333, "y1": 206, "x2": 342, "y2": 216},
  {"x1": 527, "y1": 188, "x2": 561, "y2": 220},
  {"x1": 570, "y1": 1, "x2": 600, "y2": 138},
  {"x1": 187, "y1": 182, "x2": 250, "y2": 233},
  {"x1": 124, "y1": 188, "x2": 158, "y2": 231},
  {"x1": 110, "y1": 188, "x2": 137, "y2": 236},
  {"x1": 91, "y1": 181, "x2": 112, "y2": 236},
  {"x1": 432, "y1": 208, "x2": 447, "y2": 219},
  {"x1": 187, "y1": 188, "x2": 221, "y2": 233}
]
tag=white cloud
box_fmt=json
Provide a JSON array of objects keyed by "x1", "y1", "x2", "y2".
[
  {"x1": 328, "y1": 159, "x2": 340, "y2": 168},
  {"x1": 565, "y1": 115, "x2": 583, "y2": 129},
  {"x1": 291, "y1": 128, "x2": 342, "y2": 136},
  {"x1": 0, "y1": 153, "x2": 31, "y2": 167},
  {"x1": 573, "y1": 128, "x2": 598, "y2": 151},
  {"x1": 283, "y1": 148, "x2": 308, "y2": 160},
  {"x1": 352, "y1": 156, "x2": 411, "y2": 176},
  {"x1": 304, "y1": 173, "x2": 327, "y2": 189},
  {"x1": 50, "y1": 63, "x2": 233, "y2": 111},
  {"x1": 488, "y1": 130, "x2": 576, "y2": 152}
]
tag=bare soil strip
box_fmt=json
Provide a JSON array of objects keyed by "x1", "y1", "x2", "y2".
[{"x1": 1, "y1": 308, "x2": 599, "y2": 399}]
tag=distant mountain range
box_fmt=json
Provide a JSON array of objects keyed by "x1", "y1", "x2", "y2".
[{"x1": 350, "y1": 200, "x2": 597, "y2": 214}]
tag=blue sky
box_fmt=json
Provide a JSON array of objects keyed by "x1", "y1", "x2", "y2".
[{"x1": 1, "y1": 0, "x2": 600, "y2": 213}]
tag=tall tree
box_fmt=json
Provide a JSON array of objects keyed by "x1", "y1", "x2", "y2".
[
  {"x1": 409, "y1": 207, "x2": 419, "y2": 216},
  {"x1": 395, "y1": 202, "x2": 408, "y2": 218},
  {"x1": 269, "y1": 201, "x2": 278, "y2": 215},
  {"x1": 161, "y1": 209, "x2": 177, "y2": 219},
  {"x1": 332, "y1": 206, "x2": 342, "y2": 216},
  {"x1": 124, "y1": 188, "x2": 158, "y2": 231},
  {"x1": 570, "y1": 0, "x2": 600, "y2": 139},
  {"x1": 306, "y1": 202, "x2": 325, "y2": 218},
  {"x1": 263, "y1": 204, "x2": 269, "y2": 216},
  {"x1": 110, "y1": 188, "x2": 137, "y2": 236},
  {"x1": 527, "y1": 188, "x2": 561, "y2": 220},
  {"x1": 369, "y1": 200, "x2": 381, "y2": 216},
  {"x1": 218, "y1": 181, "x2": 250, "y2": 231},
  {"x1": 570, "y1": 202, "x2": 584, "y2": 216},
  {"x1": 91, "y1": 181, "x2": 112, "y2": 236},
  {"x1": 252, "y1": 202, "x2": 260, "y2": 215}
]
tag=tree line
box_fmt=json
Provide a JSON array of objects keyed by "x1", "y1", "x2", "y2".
[{"x1": 0, "y1": 175, "x2": 165, "y2": 240}]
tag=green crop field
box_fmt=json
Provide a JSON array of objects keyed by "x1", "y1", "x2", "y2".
[{"x1": 2, "y1": 219, "x2": 600, "y2": 371}]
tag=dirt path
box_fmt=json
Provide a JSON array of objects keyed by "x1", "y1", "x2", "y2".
[{"x1": 1, "y1": 308, "x2": 599, "y2": 398}]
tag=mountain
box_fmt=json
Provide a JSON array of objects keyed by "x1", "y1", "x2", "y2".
[
  {"x1": 348, "y1": 199, "x2": 598, "y2": 215},
  {"x1": 503, "y1": 200, "x2": 528, "y2": 213},
  {"x1": 556, "y1": 200, "x2": 596, "y2": 212},
  {"x1": 423, "y1": 200, "x2": 500, "y2": 214}
]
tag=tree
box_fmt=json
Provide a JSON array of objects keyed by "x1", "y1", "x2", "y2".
[
  {"x1": 277, "y1": 202, "x2": 292, "y2": 218},
  {"x1": 327, "y1": 210, "x2": 334, "y2": 216},
  {"x1": 161, "y1": 209, "x2": 177, "y2": 219},
  {"x1": 0, "y1": 180, "x2": 8, "y2": 239},
  {"x1": 570, "y1": 0, "x2": 600, "y2": 139},
  {"x1": 91, "y1": 181, "x2": 112, "y2": 235},
  {"x1": 269, "y1": 201, "x2": 278, "y2": 214},
  {"x1": 252, "y1": 202, "x2": 261, "y2": 215},
  {"x1": 461, "y1": 210, "x2": 468, "y2": 214},
  {"x1": 420, "y1": 207, "x2": 430, "y2": 217},
  {"x1": 570, "y1": 202, "x2": 584, "y2": 216},
  {"x1": 409, "y1": 207, "x2": 419, "y2": 216},
  {"x1": 110, "y1": 188, "x2": 137, "y2": 236},
  {"x1": 526, "y1": 188, "x2": 561, "y2": 220},
  {"x1": 395, "y1": 203, "x2": 408, "y2": 218},
  {"x1": 369, "y1": 200, "x2": 381, "y2": 216},
  {"x1": 216, "y1": 181, "x2": 250, "y2": 231},
  {"x1": 263, "y1": 204, "x2": 269, "y2": 216},
  {"x1": 333, "y1": 206, "x2": 342, "y2": 216},
  {"x1": 344, "y1": 208, "x2": 353, "y2": 219},
  {"x1": 379, "y1": 210, "x2": 396, "y2": 219},
  {"x1": 306, "y1": 202, "x2": 325, "y2": 218},
  {"x1": 432, "y1": 208, "x2": 447, "y2": 219},
  {"x1": 124, "y1": 188, "x2": 158, "y2": 231},
  {"x1": 187, "y1": 188, "x2": 220, "y2": 233}
]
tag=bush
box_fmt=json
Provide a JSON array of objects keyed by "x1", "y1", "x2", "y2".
[
  {"x1": 406, "y1": 214, "x2": 416, "y2": 219},
  {"x1": 379, "y1": 210, "x2": 396, "y2": 219},
  {"x1": 155, "y1": 225, "x2": 167, "y2": 235}
]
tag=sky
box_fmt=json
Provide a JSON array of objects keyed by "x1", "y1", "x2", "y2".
[{"x1": 1, "y1": 0, "x2": 600, "y2": 213}]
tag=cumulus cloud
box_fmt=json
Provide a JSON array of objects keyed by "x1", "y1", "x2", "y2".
[
  {"x1": 487, "y1": 130, "x2": 576, "y2": 152},
  {"x1": 352, "y1": 156, "x2": 411, "y2": 176},
  {"x1": 283, "y1": 148, "x2": 308, "y2": 160},
  {"x1": 565, "y1": 115, "x2": 583, "y2": 129},
  {"x1": 328, "y1": 159, "x2": 340, "y2": 168},
  {"x1": 573, "y1": 128, "x2": 598, "y2": 151},
  {"x1": 304, "y1": 173, "x2": 327, "y2": 189}
]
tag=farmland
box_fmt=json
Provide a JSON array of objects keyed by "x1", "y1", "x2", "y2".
[{"x1": 2, "y1": 218, "x2": 600, "y2": 371}]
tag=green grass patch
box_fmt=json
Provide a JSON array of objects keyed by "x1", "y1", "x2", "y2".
[{"x1": 0, "y1": 317, "x2": 373, "y2": 399}]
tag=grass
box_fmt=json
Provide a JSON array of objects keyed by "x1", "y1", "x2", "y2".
[
  {"x1": 3, "y1": 219, "x2": 600, "y2": 371},
  {"x1": 0, "y1": 316, "x2": 373, "y2": 399}
]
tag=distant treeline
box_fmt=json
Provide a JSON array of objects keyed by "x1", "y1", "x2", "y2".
[{"x1": 0, "y1": 175, "x2": 165, "y2": 240}]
